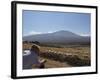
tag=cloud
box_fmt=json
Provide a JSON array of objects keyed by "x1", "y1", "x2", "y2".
[
  {"x1": 24, "y1": 31, "x2": 53, "y2": 36},
  {"x1": 79, "y1": 33, "x2": 90, "y2": 36},
  {"x1": 28, "y1": 31, "x2": 42, "y2": 35}
]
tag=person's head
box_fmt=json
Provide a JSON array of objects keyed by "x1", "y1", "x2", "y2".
[{"x1": 30, "y1": 44, "x2": 40, "y2": 54}]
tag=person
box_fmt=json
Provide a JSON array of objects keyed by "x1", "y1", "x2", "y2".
[{"x1": 23, "y1": 44, "x2": 46, "y2": 69}]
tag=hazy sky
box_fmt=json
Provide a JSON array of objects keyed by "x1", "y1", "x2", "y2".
[{"x1": 22, "y1": 10, "x2": 91, "y2": 36}]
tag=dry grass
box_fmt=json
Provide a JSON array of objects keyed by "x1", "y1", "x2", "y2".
[
  {"x1": 40, "y1": 46, "x2": 90, "y2": 59},
  {"x1": 23, "y1": 43, "x2": 91, "y2": 67},
  {"x1": 40, "y1": 57, "x2": 72, "y2": 68}
]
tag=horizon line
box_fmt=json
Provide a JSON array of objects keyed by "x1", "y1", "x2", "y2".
[{"x1": 23, "y1": 30, "x2": 90, "y2": 37}]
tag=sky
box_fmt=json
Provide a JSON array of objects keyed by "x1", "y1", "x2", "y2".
[{"x1": 22, "y1": 10, "x2": 91, "y2": 36}]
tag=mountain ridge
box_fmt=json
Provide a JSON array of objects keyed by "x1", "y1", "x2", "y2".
[{"x1": 23, "y1": 30, "x2": 90, "y2": 44}]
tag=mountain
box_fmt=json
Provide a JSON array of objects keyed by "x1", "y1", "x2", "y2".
[{"x1": 23, "y1": 30, "x2": 90, "y2": 44}]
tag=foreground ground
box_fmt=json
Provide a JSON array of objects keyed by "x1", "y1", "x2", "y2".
[
  {"x1": 23, "y1": 43, "x2": 90, "y2": 68},
  {"x1": 40, "y1": 57, "x2": 72, "y2": 68}
]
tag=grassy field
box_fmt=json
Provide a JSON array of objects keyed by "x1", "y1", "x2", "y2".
[{"x1": 23, "y1": 43, "x2": 91, "y2": 68}]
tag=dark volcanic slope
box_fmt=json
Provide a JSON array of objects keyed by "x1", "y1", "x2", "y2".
[{"x1": 23, "y1": 30, "x2": 90, "y2": 44}]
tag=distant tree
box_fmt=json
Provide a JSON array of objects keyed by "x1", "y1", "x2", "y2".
[
  {"x1": 23, "y1": 41, "x2": 28, "y2": 43},
  {"x1": 32, "y1": 41, "x2": 40, "y2": 45}
]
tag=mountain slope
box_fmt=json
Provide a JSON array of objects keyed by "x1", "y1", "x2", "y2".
[{"x1": 23, "y1": 30, "x2": 90, "y2": 44}]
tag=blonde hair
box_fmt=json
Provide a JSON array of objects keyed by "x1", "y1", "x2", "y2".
[{"x1": 30, "y1": 44, "x2": 40, "y2": 55}]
